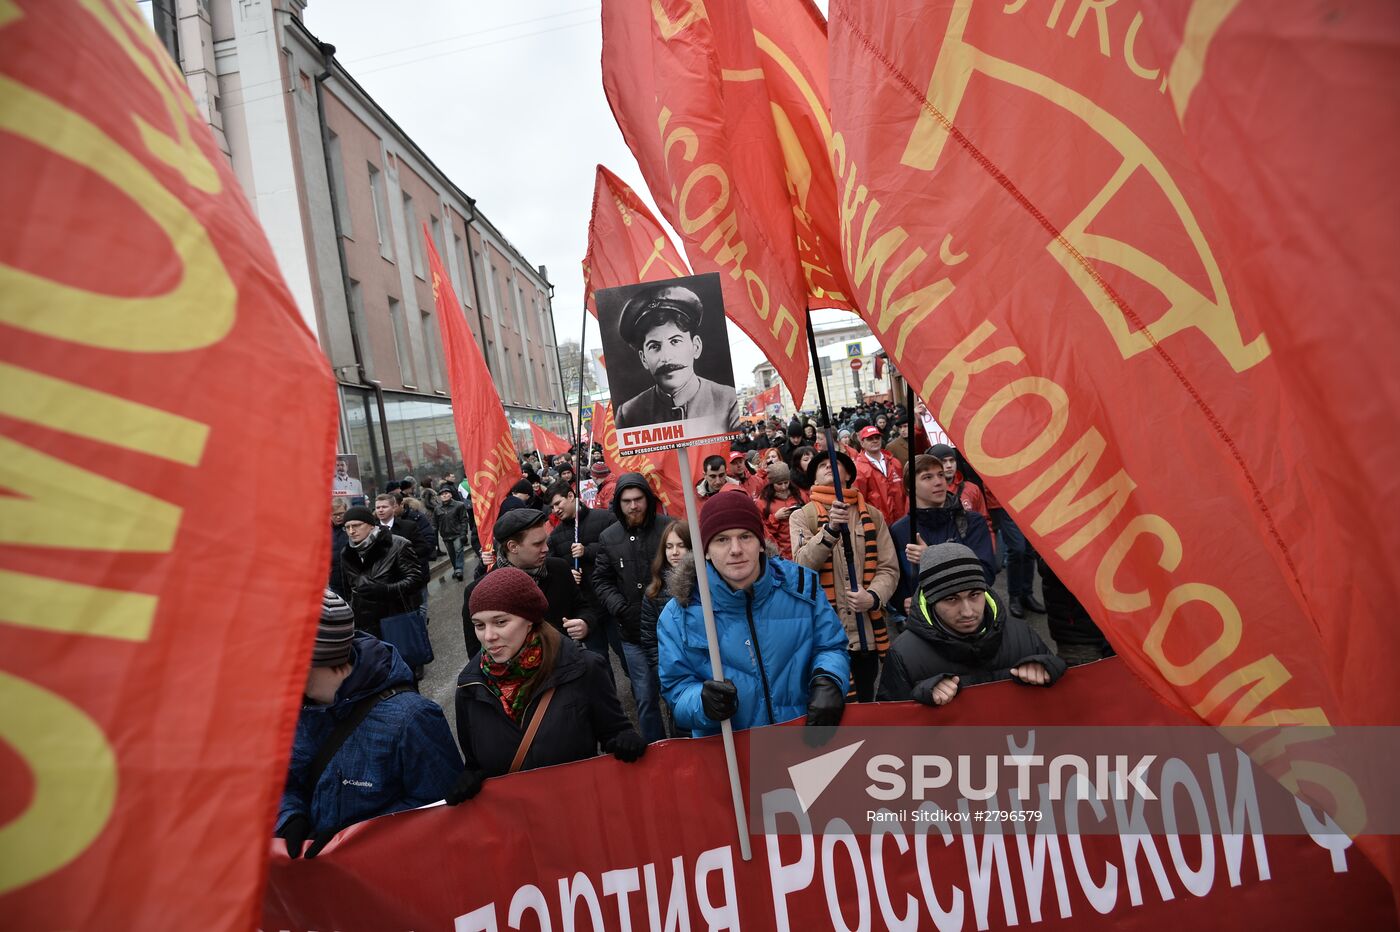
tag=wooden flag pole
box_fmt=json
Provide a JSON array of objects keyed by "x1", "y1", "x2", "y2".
[{"x1": 676, "y1": 451, "x2": 752, "y2": 862}]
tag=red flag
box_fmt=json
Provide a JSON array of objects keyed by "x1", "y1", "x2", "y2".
[
  {"x1": 528, "y1": 421, "x2": 571, "y2": 459},
  {"x1": 0, "y1": 2, "x2": 337, "y2": 926},
  {"x1": 828, "y1": 0, "x2": 1400, "y2": 872},
  {"x1": 741, "y1": 0, "x2": 854, "y2": 313},
  {"x1": 603, "y1": 0, "x2": 811, "y2": 404},
  {"x1": 755, "y1": 383, "x2": 781, "y2": 414},
  {"x1": 582, "y1": 165, "x2": 690, "y2": 316},
  {"x1": 425, "y1": 231, "x2": 519, "y2": 550}
]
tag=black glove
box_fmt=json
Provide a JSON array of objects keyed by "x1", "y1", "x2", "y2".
[
  {"x1": 701, "y1": 679, "x2": 739, "y2": 722},
  {"x1": 354, "y1": 580, "x2": 389, "y2": 599},
  {"x1": 303, "y1": 828, "x2": 337, "y2": 859},
  {"x1": 277, "y1": 813, "x2": 312, "y2": 859},
  {"x1": 444, "y1": 768, "x2": 486, "y2": 806},
  {"x1": 605, "y1": 729, "x2": 647, "y2": 763},
  {"x1": 805, "y1": 676, "x2": 846, "y2": 727}
]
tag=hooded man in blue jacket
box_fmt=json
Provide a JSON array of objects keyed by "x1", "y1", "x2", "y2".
[
  {"x1": 275, "y1": 590, "x2": 462, "y2": 858},
  {"x1": 658, "y1": 491, "x2": 850, "y2": 737}
]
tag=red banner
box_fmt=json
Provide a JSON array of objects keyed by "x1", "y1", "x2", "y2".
[
  {"x1": 426, "y1": 232, "x2": 518, "y2": 550},
  {"x1": 755, "y1": 383, "x2": 782, "y2": 415},
  {"x1": 263, "y1": 660, "x2": 1397, "y2": 929},
  {"x1": 582, "y1": 165, "x2": 690, "y2": 316},
  {"x1": 826, "y1": 0, "x2": 1400, "y2": 874},
  {"x1": 529, "y1": 421, "x2": 572, "y2": 459},
  {"x1": 0, "y1": 1, "x2": 338, "y2": 926},
  {"x1": 602, "y1": 0, "x2": 812, "y2": 405},
  {"x1": 742, "y1": 0, "x2": 854, "y2": 313}
]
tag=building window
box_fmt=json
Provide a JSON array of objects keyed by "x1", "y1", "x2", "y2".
[
  {"x1": 430, "y1": 215, "x2": 446, "y2": 266},
  {"x1": 327, "y1": 132, "x2": 352, "y2": 238},
  {"x1": 346, "y1": 278, "x2": 372, "y2": 379},
  {"x1": 454, "y1": 235, "x2": 472, "y2": 307},
  {"x1": 422, "y1": 309, "x2": 444, "y2": 392},
  {"x1": 403, "y1": 193, "x2": 425, "y2": 279},
  {"x1": 368, "y1": 163, "x2": 393, "y2": 261},
  {"x1": 389, "y1": 297, "x2": 415, "y2": 387}
]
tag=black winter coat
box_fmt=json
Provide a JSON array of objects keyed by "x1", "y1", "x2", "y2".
[
  {"x1": 638, "y1": 567, "x2": 679, "y2": 668},
  {"x1": 434, "y1": 499, "x2": 471, "y2": 541},
  {"x1": 548, "y1": 503, "x2": 617, "y2": 607},
  {"x1": 877, "y1": 594, "x2": 1066, "y2": 703},
  {"x1": 384, "y1": 510, "x2": 436, "y2": 579},
  {"x1": 340, "y1": 529, "x2": 426, "y2": 636},
  {"x1": 461, "y1": 557, "x2": 593, "y2": 653},
  {"x1": 1038, "y1": 554, "x2": 1109, "y2": 648},
  {"x1": 592, "y1": 474, "x2": 674, "y2": 644},
  {"x1": 455, "y1": 634, "x2": 634, "y2": 776},
  {"x1": 328, "y1": 522, "x2": 349, "y2": 598}
]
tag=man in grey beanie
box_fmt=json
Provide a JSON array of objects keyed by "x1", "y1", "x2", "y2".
[{"x1": 876, "y1": 543, "x2": 1066, "y2": 705}]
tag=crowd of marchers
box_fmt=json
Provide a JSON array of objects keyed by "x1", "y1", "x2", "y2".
[{"x1": 279, "y1": 399, "x2": 1114, "y2": 858}]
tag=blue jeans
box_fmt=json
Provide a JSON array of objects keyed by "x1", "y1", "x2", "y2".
[
  {"x1": 992, "y1": 508, "x2": 1035, "y2": 599},
  {"x1": 443, "y1": 537, "x2": 465, "y2": 575},
  {"x1": 621, "y1": 641, "x2": 665, "y2": 744}
]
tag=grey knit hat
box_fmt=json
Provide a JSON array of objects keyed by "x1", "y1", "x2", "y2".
[
  {"x1": 313, "y1": 588, "x2": 356, "y2": 667},
  {"x1": 918, "y1": 543, "x2": 987, "y2": 604}
]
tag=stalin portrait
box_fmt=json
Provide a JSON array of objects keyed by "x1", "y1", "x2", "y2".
[{"x1": 614, "y1": 283, "x2": 741, "y2": 437}]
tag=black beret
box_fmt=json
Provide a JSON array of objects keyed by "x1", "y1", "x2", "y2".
[
  {"x1": 493, "y1": 507, "x2": 548, "y2": 542},
  {"x1": 617, "y1": 284, "x2": 704, "y2": 348}
]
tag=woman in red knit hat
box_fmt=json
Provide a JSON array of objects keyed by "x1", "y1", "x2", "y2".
[{"x1": 445, "y1": 567, "x2": 645, "y2": 805}]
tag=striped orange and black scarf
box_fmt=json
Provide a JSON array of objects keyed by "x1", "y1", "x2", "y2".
[{"x1": 807, "y1": 485, "x2": 890, "y2": 659}]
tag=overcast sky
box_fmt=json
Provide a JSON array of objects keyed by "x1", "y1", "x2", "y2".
[{"x1": 304, "y1": 0, "x2": 848, "y2": 392}]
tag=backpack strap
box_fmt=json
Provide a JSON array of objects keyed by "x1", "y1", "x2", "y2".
[
  {"x1": 305, "y1": 687, "x2": 407, "y2": 794},
  {"x1": 509, "y1": 687, "x2": 557, "y2": 774}
]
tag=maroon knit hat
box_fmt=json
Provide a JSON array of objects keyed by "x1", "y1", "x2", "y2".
[
  {"x1": 698, "y1": 490, "x2": 766, "y2": 551},
  {"x1": 468, "y1": 567, "x2": 548, "y2": 624}
]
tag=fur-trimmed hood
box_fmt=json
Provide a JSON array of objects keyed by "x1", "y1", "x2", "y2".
[{"x1": 667, "y1": 541, "x2": 782, "y2": 607}]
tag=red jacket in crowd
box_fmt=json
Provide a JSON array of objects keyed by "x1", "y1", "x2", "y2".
[{"x1": 853, "y1": 450, "x2": 907, "y2": 525}]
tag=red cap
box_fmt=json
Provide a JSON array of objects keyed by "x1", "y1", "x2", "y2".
[
  {"x1": 728, "y1": 451, "x2": 746, "y2": 462},
  {"x1": 698, "y1": 490, "x2": 766, "y2": 552},
  {"x1": 859, "y1": 426, "x2": 882, "y2": 440}
]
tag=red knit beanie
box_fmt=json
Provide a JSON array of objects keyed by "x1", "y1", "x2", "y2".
[
  {"x1": 468, "y1": 567, "x2": 548, "y2": 624},
  {"x1": 698, "y1": 490, "x2": 766, "y2": 551}
]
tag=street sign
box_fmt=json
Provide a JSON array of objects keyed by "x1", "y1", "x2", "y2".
[
  {"x1": 850, "y1": 357, "x2": 863, "y2": 371},
  {"x1": 846, "y1": 341, "x2": 863, "y2": 357}
]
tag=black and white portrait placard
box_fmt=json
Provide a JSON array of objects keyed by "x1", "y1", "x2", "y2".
[{"x1": 596, "y1": 272, "x2": 741, "y2": 455}]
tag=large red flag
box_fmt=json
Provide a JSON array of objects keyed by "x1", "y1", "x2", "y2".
[
  {"x1": 0, "y1": 1, "x2": 338, "y2": 926},
  {"x1": 602, "y1": 0, "x2": 811, "y2": 404},
  {"x1": 528, "y1": 422, "x2": 571, "y2": 459},
  {"x1": 582, "y1": 165, "x2": 690, "y2": 316},
  {"x1": 738, "y1": 0, "x2": 854, "y2": 313},
  {"x1": 827, "y1": 0, "x2": 1399, "y2": 869},
  {"x1": 426, "y1": 232, "x2": 519, "y2": 551}
]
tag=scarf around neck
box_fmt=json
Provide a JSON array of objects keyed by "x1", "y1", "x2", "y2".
[
  {"x1": 348, "y1": 525, "x2": 381, "y2": 551},
  {"x1": 481, "y1": 631, "x2": 545, "y2": 723},
  {"x1": 806, "y1": 484, "x2": 889, "y2": 657},
  {"x1": 496, "y1": 549, "x2": 548, "y2": 582}
]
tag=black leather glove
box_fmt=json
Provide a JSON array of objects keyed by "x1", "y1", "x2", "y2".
[
  {"x1": 444, "y1": 768, "x2": 486, "y2": 806},
  {"x1": 701, "y1": 679, "x2": 739, "y2": 722},
  {"x1": 806, "y1": 675, "x2": 846, "y2": 728},
  {"x1": 606, "y1": 729, "x2": 647, "y2": 763},
  {"x1": 354, "y1": 580, "x2": 389, "y2": 599},
  {"x1": 303, "y1": 828, "x2": 337, "y2": 859},
  {"x1": 277, "y1": 813, "x2": 312, "y2": 859}
]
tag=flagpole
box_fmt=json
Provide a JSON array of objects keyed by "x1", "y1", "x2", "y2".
[
  {"x1": 676, "y1": 450, "x2": 752, "y2": 862},
  {"x1": 804, "y1": 310, "x2": 868, "y2": 649},
  {"x1": 907, "y1": 382, "x2": 916, "y2": 532},
  {"x1": 574, "y1": 310, "x2": 589, "y2": 572}
]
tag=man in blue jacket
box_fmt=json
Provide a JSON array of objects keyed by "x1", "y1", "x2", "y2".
[
  {"x1": 658, "y1": 491, "x2": 850, "y2": 737},
  {"x1": 889, "y1": 454, "x2": 996, "y2": 616},
  {"x1": 275, "y1": 590, "x2": 462, "y2": 858}
]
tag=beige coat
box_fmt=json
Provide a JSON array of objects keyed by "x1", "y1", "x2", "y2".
[{"x1": 790, "y1": 494, "x2": 900, "y2": 651}]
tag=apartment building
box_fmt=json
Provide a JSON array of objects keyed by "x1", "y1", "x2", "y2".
[{"x1": 156, "y1": 0, "x2": 569, "y2": 494}]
